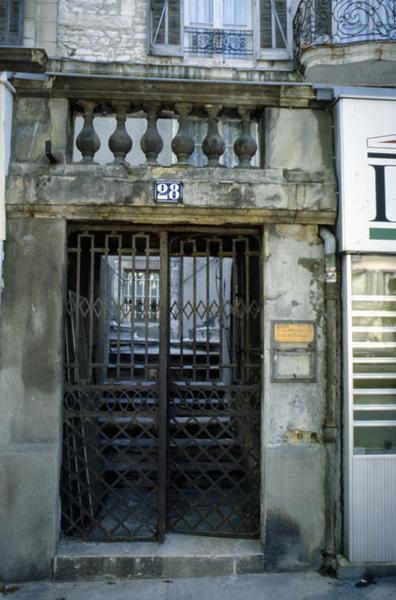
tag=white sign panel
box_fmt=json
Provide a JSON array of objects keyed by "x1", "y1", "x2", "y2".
[{"x1": 336, "y1": 97, "x2": 396, "y2": 252}]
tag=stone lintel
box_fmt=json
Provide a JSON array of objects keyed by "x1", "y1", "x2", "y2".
[
  {"x1": 11, "y1": 73, "x2": 316, "y2": 108},
  {"x1": 6, "y1": 204, "x2": 336, "y2": 226}
]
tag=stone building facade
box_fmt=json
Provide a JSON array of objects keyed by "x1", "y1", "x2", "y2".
[{"x1": 1, "y1": 0, "x2": 394, "y2": 583}]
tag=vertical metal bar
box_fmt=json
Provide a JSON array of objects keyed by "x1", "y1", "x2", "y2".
[
  {"x1": 206, "y1": 244, "x2": 210, "y2": 381},
  {"x1": 231, "y1": 242, "x2": 239, "y2": 381},
  {"x1": 102, "y1": 236, "x2": 110, "y2": 384},
  {"x1": 75, "y1": 234, "x2": 82, "y2": 383},
  {"x1": 158, "y1": 230, "x2": 169, "y2": 541},
  {"x1": 144, "y1": 237, "x2": 150, "y2": 379},
  {"x1": 116, "y1": 240, "x2": 122, "y2": 380},
  {"x1": 219, "y1": 240, "x2": 225, "y2": 383},
  {"x1": 88, "y1": 235, "x2": 95, "y2": 382},
  {"x1": 245, "y1": 238, "x2": 250, "y2": 382},
  {"x1": 192, "y1": 242, "x2": 197, "y2": 381},
  {"x1": 131, "y1": 235, "x2": 137, "y2": 379},
  {"x1": 179, "y1": 243, "x2": 184, "y2": 378}
]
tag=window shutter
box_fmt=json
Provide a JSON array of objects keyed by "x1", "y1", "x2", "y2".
[
  {"x1": 168, "y1": 0, "x2": 180, "y2": 45},
  {"x1": 150, "y1": 0, "x2": 181, "y2": 52},
  {"x1": 259, "y1": 0, "x2": 288, "y2": 50},
  {"x1": 0, "y1": 0, "x2": 23, "y2": 45}
]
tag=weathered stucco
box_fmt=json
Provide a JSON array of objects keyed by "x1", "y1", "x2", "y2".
[
  {"x1": 0, "y1": 218, "x2": 66, "y2": 581},
  {"x1": 261, "y1": 224, "x2": 326, "y2": 570}
]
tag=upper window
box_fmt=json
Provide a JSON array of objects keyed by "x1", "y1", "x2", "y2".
[
  {"x1": 0, "y1": 0, "x2": 23, "y2": 45},
  {"x1": 149, "y1": 0, "x2": 291, "y2": 60}
]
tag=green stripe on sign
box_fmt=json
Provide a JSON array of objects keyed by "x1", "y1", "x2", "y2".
[{"x1": 369, "y1": 228, "x2": 396, "y2": 240}]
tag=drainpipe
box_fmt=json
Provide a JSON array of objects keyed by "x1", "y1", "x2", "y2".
[
  {"x1": 319, "y1": 227, "x2": 337, "y2": 571},
  {"x1": 0, "y1": 73, "x2": 15, "y2": 310}
]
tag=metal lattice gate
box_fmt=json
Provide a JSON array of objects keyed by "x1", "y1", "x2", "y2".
[{"x1": 61, "y1": 226, "x2": 261, "y2": 541}]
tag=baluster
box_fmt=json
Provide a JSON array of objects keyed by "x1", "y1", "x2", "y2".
[
  {"x1": 171, "y1": 103, "x2": 194, "y2": 165},
  {"x1": 234, "y1": 106, "x2": 257, "y2": 168},
  {"x1": 202, "y1": 104, "x2": 225, "y2": 167},
  {"x1": 108, "y1": 102, "x2": 133, "y2": 164},
  {"x1": 140, "y1": 102, "x2": 163, "y2": 164},
  {"x1": 76, "y1": 101, "x2": 100, "y2": 164}
]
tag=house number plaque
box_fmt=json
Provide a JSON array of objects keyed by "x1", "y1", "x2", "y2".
[{"x1": 154, "y1": 180, "x2": 183, "y2": 203}]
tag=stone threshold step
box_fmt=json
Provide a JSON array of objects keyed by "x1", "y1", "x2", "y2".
[
  {"x1": 336, "y1": 555, "x2": 396, "y2": 580},
  {"x1": 53, "y1": 534, "x2": 264, "y2": 581}
]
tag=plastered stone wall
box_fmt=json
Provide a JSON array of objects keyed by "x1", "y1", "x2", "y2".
[
  {"x1": 261, "y1": 224, "x2": 326, "y2": 570},
  {"x1": 24, "y1": 0, "x2": 58, "y2": 56},
  {"x1": 12, "y1": 97, "x2": 69, "y2": 164},
  {"x1": 56, "y1": 0, "x2": 300, "y2": 67},
  {"x1": 0, "y1": 218, "x2": 66, "y2": 581},
  {"x1": 264, "y1": 107, "x2": 333, "y2": 173},
  {"x1": 58, "y1": 0, "x2": 147, "y2": 62}
]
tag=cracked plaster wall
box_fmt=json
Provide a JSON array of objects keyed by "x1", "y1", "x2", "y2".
[{"x1": 261, "y1": 223, "x2": 327, "y2": 570}]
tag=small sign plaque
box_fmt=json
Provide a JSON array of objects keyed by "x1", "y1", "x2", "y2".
[
  {"x1": 274, "y1": 322, "x2": 315, "y2": 344},
  {"x1": 154, "y1": 180, "x2": 183, "y2": 203},
  {"x1": 271, "y1": 321, "x2": 316, "y2": 382}
]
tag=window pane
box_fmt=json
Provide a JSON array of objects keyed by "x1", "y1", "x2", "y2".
[
  {"x1": 355, "y1": 411, "x2": 396, "y2": 421},
  {"x1": 223, "y1": 0, "x2": 246, "y2": 27},
  {"x1": 0, "y1": 0, "x2": 23, "y2": 44},
  {"x1": 168, "y1": 0, "x2": 181, "y2": 44},
  {"x1": 352, "y1": 255, "x2": 396, "y2": 454},
  {"x1": 151, "y1": 0, "x2": 180, "y2": 46},
  {"x1": 189, "y1": 0, "x2": 213, "y2": 25},
  {"x1": 354, "y1": 427, "x2": 396, "y2": 455},
  {"x1": 260, "y1": 0, "x2": 288, "y2": 49}
]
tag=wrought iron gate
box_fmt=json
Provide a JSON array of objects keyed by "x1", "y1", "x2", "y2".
[{"x1": 61, "y1": 226, "x2": 261, "y2": 541}]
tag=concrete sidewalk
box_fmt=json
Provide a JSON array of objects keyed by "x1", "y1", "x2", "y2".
[{"x1": 1, "y1": 573, "x2": 395, "y2": 600}]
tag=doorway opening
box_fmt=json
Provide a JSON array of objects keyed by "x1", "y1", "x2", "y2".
[{"x1": 60, "y1": 226, "x2": 262, "y2": 541}]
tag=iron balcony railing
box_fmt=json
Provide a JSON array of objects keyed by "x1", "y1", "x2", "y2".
[
  {"x1": 184, "y1": 27, "x2": 254, "y2": 58},
  {"x1": 293, "y1": 0, "x2": 396, "y2": 60}
]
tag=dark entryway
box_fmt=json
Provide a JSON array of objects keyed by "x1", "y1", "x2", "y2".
[{"x1": 60, "y1": 226, "x2": 262, "y2": 541}]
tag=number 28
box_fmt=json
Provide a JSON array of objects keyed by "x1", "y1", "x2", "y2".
[{"x1": 156, "y1": 182, "x2": 181, "y2": 201}]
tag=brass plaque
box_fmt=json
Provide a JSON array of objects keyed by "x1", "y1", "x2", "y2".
[{"x1": 274, "y1": 322, "x2": 315, "y2": 344}]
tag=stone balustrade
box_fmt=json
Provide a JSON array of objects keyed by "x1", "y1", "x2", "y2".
[{"x1": 74, "y1": 101, "x2": 260, "y2": 168}]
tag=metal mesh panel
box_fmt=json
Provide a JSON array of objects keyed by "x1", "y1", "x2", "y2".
[
  {"x1": 61, "y1": 230, "x2": 162, "y2": 540},
  {"x1": 61, "y1": 227, "x2": 261, "y2": 541},
  {"x1": 167, "y1": 234, "x2": 261, "y2": 537}
]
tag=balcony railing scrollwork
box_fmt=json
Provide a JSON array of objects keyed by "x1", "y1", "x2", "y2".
[
  {"x1": 293, "y1": 0, "x2": 396, "y2": 60},
  {"x1": 185, "y1": 27, "x2": 254, "y2": 58}
]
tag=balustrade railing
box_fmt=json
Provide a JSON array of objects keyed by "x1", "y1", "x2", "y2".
[
  {"x1": 72, "y1": 101, "x2": 259, "y2": 168},
  {"x1": 294, "y1": 0, "x2": 396, "y2": 60},
  {"x1": 184, "y1": 27, "x2": 254, "y2": 58}
]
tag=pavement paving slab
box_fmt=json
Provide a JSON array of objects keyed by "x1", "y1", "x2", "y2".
[{"x1": 1, "y1": 573, "x2": 396, "y2": 600}]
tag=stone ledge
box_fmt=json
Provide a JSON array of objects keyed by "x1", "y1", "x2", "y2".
[
  {"x1": 5, "y1": 204, "x2": 337, "y2": 226},
  {"x1": 6, "y1": 166, "x2": 336, "y2": 216},
  {"x1": 0, "y1": 47, "x2": 48, "y2": 72},
  {"x1": 53, "y1": 535, "x2": 264, "y2": 580},
  {"x1": 299, "y1": 41, "x2": 396, "y2": 86}
]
